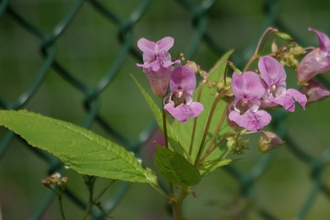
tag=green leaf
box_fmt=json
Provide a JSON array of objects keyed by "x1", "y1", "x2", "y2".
[
  {"x1": 130, "y1": 73, "x2": 188, "y2": 159},
  {"x1": 198, "y1": 158, "x2": 232, "y2": 177},
  {"x1": 154, "y1": 145, "x2": 201, "y2": 187},
  {"x1": 0, "y1": 110, "x2": 157, "y2": 185},
  {"x1": 172, "y1": 50, "x2": 234, "y2": 164}
]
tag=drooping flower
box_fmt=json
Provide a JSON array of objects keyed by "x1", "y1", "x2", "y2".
[
  {"x1": 164, "y1": 66, "x2": 203, "y2": 123},
  {"x1": 299, "y1": 79, "x2": 330, "y2": 103},
  {"x1": 297, "y1": 28, "x2": 330, "y2": 85},
  {"x1": 136, "y1": 37, "x2": 180, "y2": 96},
  {"x1": 228, "y1": 71, "x2": 271, "y2": 132},
  {"x1": 259, "y1": 56, "x2": 307, "y2": 112}
]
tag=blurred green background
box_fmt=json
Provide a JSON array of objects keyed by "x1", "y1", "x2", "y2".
[{"x1": 1, "y1": 0, "x2": 330, "y2": 219}]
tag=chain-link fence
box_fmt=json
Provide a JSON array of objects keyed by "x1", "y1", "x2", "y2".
[{"x1": 1, "y1": 0, "x2": 330, "y2": 219}]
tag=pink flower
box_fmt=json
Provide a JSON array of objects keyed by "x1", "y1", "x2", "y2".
[
  {"x1": 259, "y1": 56, "x2": 307, "y2": 112},
  {"x1": 164, "y1": 66, "x2": 203, "y2": 123},
  {"x1": 228, "y1": 71, "x2": 271, "y2": 132},
  {"x1": 299, "y1": 79, "x2": 330, "y2": 103},
  {"x1": 297, "y1": 28, "x2": 330, "y2": 85},
  {"x1": 136, "y1": 37, "x2": 180, "y2": 96}
]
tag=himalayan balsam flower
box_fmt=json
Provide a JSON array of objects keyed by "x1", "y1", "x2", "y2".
[
  {"x1": 259, "y1": 56, "x2": 307, "y2": 112},
  {"x1": 136, "y1": 37, "x2": 180, "y2": 96},
  {"x1": 164, "y1": 66, "x2": 203, "y2": 123},
  {"x1": 297, "y1": 28, "x2": 330, "y2": 85},
  {"x1": 228, "y1": 71, "x2": 271, "y2": 132}
]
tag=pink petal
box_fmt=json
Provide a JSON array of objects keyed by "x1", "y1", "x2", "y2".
[
  {"x1": 268, "y1": 89, "x2": 307, "y2": 112},
  {"x1": 170, "y1": 66, "x2": 196, "y2": 95},
  {"x1": 309, "y1": 28, "x2": 330, "y2": 53},
  {"x1": 232, "y1": 71, "x2": 266, "y2": 100},
  {"x1": 269, "y1": 92, "x2": 295, "y2": 112},
  {"x1": 188, "y1": 102, "x2": 204, "y2": 118},
  {"x1": 229, "y1": 110, "x2": 271, "y2": 132},
  {"x1": 286, "y1": 89, "x2": 307, "y2": 109},
  {"x1": 164, "y1": 103, "x2": 188, "y2": 123},
  {"x1": 159, "y1": 51, "x2": 180, "y2": 68},
  {"x1": 137, "y1": 38, "x2": 156, "y2": 54},
  {"x1": 258, "y1": 56, "x2": 286, "y2": 86},
  {"x1": 297, "y1": 48, "x2": 330, "y2": 84},
  {"x1": 142, "y1": 50, "x2": 156, "y2": 64},
  {"x1": 164, "y1": 102, "x2": 203, "y2": 124},
  {"x1": 157, "y1": 37, "x2": 174, "y2": 52}
]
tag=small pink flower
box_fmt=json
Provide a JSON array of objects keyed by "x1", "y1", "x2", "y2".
[
  {"x1": 299, "y1": 79, "x2": 330, "y2": 103},
  {"x1": 297, "y1": 28, "x2": 330, "y2": 85},
  {"x1": 228, "y1": 71, "x2": 271, "y2": 132},
  {"x1": 136, "y1": 37, "x2": 180, "y2": 96},
  {"x1": 164, "y1": 66, "x2": 203, "y2": 123},
  {"x1": 136, "y1": 37, "x2": 179, "y2": 71},
  {"x1": 259, "y1": 56, "x2": 307, "y2": 112}
]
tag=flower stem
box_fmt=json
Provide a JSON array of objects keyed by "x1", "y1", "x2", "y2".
[
  {"x1": 254, "y1": 27, "x2": 277, "y2": 55},
  {"x1": 189, "y1": 80, "x2": 207, "y2": 156},
  {"x1": 162, "y1": 101, "x2": 169, "y2": 149},
  {"x1": 171, "y1": 188, "x2": 189, "y2": 220},
  {"x1": 243, "y1": 27, "x2": 278, "y2": 72},
  {"x1": 58, "y1": 193, "x2": 66, "y2": 220},
  {"x1": 197, "y1": 105, "x2": 228, "y2": 165},
  {"x1": 243, "y1": 53, "x2": 258, "y2": 73},
  {"x1": 82, "y1": 175, "x2": 97, "y2": 220},
  {"x1": 194, "y1": 91, "x2": 223, "y2": 166},
  {"x1": 161, "y1": 100, "x2": 175, "y2": 199}
]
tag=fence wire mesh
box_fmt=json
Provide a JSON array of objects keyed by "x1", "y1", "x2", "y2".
[{"x1": 0, "y1": 0, "x2": 330, "y2": 219}]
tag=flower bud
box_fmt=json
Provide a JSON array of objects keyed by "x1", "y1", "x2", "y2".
[
  {"x1": 226, "y1": 135, "x2": 249, "y2": 155},
  {"x1": 258, "y1": 131, "x2": 284, "y2": 153},
  {"x1": 299, "y1": 79, "x2": 330, "y2": 103},
  {"x1": 185, "y1": 60, "x2": 199, "y2": 73},
  {"x1": 271, "y1": 39, "x2": 278, "y2": 53},
  {"x1": 290, "y1": 46, "x2": 305, "y2": 56},
  {"x1": 275, "y1": 32, "x2": 292, "y2": 40}
]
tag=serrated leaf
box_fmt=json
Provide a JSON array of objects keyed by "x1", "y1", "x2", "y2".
[
  {"x1": 0, "y1": 110, "x2": 157, "y2": 185},
  {"x1": 154, "y1": 145, "x2": 201, "y2": 187},
  {"x1": 130, "y1": 73, "x2": 188, "y2": 159},
  {"x1": 172, "y1": 50, "x2": 234, "y2": 164}
]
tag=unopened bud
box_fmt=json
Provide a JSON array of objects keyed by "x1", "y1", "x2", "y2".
[
  {"x1": 290, "y1": 46, "x2": 306, "y2": 56},
  {"x1": 271, "y1": 39, "x2": 278, "y2": 53},
  {"x1": 185, "y1": 60, "x2": 199, "y2": 73},
  {"x1": 258, "y1": 131, "x2": 284, "y2": 153},
  {"x1": 275, "y1": 32, "x2": 292, "y2": 40},
  {"x1": 227, "y1": 136, "x2": 249, "y2": 155},
  {"x1": 289, "y1": 58, "x2": 299, "y2": 69}
]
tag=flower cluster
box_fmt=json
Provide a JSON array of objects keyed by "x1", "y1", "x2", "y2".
[
  {"x1": 229, "y1": 56, "x2": 307, "y2": 132},
  {"x1": 136, "y1": 37, "x2": 204, "y2": 123},
  {"x1": 136, "y1": 28, "x2": 330, "y2": 132}
]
